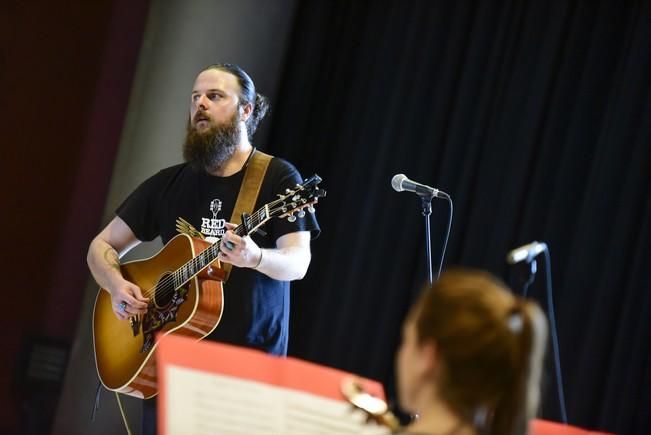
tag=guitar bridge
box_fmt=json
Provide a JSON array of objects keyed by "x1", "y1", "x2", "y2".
[{"x1": 140, "y1": 286, "x2": 189, "y2": 353}]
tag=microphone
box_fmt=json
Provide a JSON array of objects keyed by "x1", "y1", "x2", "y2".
[
  {"x1": 391, "y1": 174, "x2": 448, "y2": 198},
  {"x1": 506, "y1": 241, "x2": 548, "y2": 264}
]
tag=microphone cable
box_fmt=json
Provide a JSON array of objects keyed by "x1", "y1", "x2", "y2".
[
  {"x1": 435, "y1": 194, "x2": 453, "y2": 280},
  {"x1": 509, "y1": 243, "x2": 568, "y2": 424},
  {"x1": 543, "y1": 247, "x2": 568, "y2": 424}
]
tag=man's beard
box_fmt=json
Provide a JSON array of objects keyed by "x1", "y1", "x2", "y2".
[{"x1": 183, "y1": 112, "x2": 241, "y2": 172}]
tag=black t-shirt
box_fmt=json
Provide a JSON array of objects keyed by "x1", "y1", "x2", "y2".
[{"x1": 116, "y1": 156, "x2": 320, "y2": 356}]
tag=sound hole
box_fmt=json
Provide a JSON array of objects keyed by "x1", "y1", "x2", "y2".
[
  {"x1": 140, "y1": 273, "x2": 189, "y2": 353},
  {"x1": 153, "y1": 272, "x2": 175, "y2": 308}
]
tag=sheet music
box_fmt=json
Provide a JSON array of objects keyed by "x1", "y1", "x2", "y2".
[
  {"x1": 158, "y1": 336, "x2": 612, "y2": 435},
  {"x1": 165, "y1": 365, "x2": 390, "y2": 435}
]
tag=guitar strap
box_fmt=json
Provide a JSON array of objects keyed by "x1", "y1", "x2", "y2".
[{"x1": 222, "y1": 148, "x2": 273, "y2": 281}]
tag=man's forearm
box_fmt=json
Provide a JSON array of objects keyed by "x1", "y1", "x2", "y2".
[
  {"x1": 87, "y1": 237, "x2": 126, "y2": 293},
  {"x1": 253, "y1": 246, "x2": 311, "y2": 281}
]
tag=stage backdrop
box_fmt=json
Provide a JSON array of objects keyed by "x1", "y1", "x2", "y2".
[
  {"x1": 264, "y1": 2, "x2": 650, "y2": 435},
  {"x1": 41, "y1": 1, "x2": 650, "y2": 435}
]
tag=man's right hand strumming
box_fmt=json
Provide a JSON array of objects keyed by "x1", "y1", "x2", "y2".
[
  {"x1": 87, "y1": 216, "x2": 149, "y2": 320},
  {"x1": 107, "y1": 280, "x2": 149, "y2": 321}
]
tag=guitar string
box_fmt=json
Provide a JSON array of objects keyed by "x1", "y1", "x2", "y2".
[
  {"x1": 134, "y1": 192, "x2": 312, "y2": 305},
  {"x1": 135, "y1": 208, "x2": 264, "y2": 303},
  {"x1": 144, "y1": 196, "x2": 314, "y2": 303},
  {"x1": 136, "y1": 219, "x2": 260, "y2": 304},
  {"x1": 147, "y1": 196, "x2": 317, "y2": 303},
  {"x1": 139, "y1": 203, "x2": 269, "y2": 301}
]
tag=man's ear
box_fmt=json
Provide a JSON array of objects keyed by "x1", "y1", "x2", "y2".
[{"x1": 240, "y1": 102, "x2": 253, "y2": 122}]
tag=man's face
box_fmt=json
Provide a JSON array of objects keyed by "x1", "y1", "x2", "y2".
[
  {"x1": 190, "y1": 69, "x2": 242, "y2": 131},
  {"x1": 183, "y1": 69, "x2": 248, "y2": 172}
]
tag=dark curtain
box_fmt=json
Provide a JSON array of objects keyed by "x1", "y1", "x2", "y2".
[{"x1": 264, "y1": 1, "x2": 651, "y2": 434}]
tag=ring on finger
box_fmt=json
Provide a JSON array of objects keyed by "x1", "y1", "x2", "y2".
[
  {"x1": 224, "y1": 240, "x2": 235, "y2": 251},
  {"x1": 119, "y1": 301, "x2": 127, "y2": 312}
]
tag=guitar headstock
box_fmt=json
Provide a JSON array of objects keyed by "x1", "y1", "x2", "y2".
[
  {"x1": 238, "y1": 175, "x2": 325, "y2": 236},
  {"x1": 270, "y1": 174, "x2": 326, "y2": 222}
]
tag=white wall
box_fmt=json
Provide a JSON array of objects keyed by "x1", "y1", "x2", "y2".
[{"x1": 53, "y1": 1, "x2": 297, "y2": 433}]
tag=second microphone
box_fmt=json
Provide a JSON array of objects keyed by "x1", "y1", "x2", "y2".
[{"x1": 391, "y1": 174, "x2": 450, "y2": 199}]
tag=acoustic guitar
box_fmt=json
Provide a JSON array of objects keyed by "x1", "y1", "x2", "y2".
[{"x1": 93, "y1": 175, "x2": 325, "y2": 399}]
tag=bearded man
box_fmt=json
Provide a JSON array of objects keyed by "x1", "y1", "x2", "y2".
[{"x1": 87, "y1": 63, "x2": 320, "y2": 434}]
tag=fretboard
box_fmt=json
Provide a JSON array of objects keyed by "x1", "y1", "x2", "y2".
[{"x1": 171, "y1": 205, "x2": 270, "y2": 288}]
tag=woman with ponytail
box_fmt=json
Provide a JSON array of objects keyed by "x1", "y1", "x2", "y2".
[{"x1": 396, "y1": 268, "x2": 548, "y2": 435}]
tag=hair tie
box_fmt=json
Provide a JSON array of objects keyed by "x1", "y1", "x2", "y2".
[
  {"x1": 507, "y1": 312, "x2": 524, "y2": 333},
  {"x1": 507, "y1": 304, "x2": 524, "y2": 333}
]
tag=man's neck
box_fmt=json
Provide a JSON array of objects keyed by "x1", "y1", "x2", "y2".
[{"x1": 206, "y1": 140, "x2": 254, "y2": 177}]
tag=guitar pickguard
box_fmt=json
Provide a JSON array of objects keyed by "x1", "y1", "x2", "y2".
[{"x1": 140, "y1": 285, "x2": 188, "y2": 353}]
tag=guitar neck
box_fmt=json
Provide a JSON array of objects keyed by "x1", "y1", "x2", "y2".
[
  {"x1": 173, "y1": 205, "x2": 270, "y2": 285},
  {"x1": 172, "y1": 174, "x2": 322, "y2": 285}
]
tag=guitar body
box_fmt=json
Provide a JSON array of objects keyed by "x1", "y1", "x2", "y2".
[
  {"x1": 91, "y1": 174, "x2": 325, "y2": 399},
  {"x1": 92, "y1": 234, "x2": 225, "y2": 399}
]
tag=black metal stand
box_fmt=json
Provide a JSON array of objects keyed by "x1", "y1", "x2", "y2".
[
  {"x1": 518, "y1": 250, "x2": 568, "y2": 424},
  {"x1": 421, "y1": 196, "x2": 433, "y2": 285}
]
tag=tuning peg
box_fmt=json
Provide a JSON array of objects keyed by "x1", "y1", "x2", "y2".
[
  {"x1": 287, "y1": 214, "x2": 297, "y2": 223},
  {"x1": 297, "y1": 210, "x2": 306, "y2": 218},
  {"x1": 308, "y1": 205, "x2": 316, "y2": 213}
]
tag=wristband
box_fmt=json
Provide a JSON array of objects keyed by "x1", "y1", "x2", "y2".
[{"x1": 253, "y1": 249, "x2": 263, "y2": 269}]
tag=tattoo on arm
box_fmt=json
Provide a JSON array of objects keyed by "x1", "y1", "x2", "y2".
[{"x1": 103, "y1": 247, "x2": 121, "y2": 271}]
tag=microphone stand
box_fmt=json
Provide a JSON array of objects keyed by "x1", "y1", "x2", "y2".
[
  {"x1": 515, "y1": 248, "x2": 568, "y2": 424},
  {"x1": 522, "y1": 259, "x2": 537, "y2": 298},
  {"x1": 421, "y1": 195, "x2": 433, "y2": 285},
  {"x1": 392, "y1": 175, "x2": 452, "y2": 285}
]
